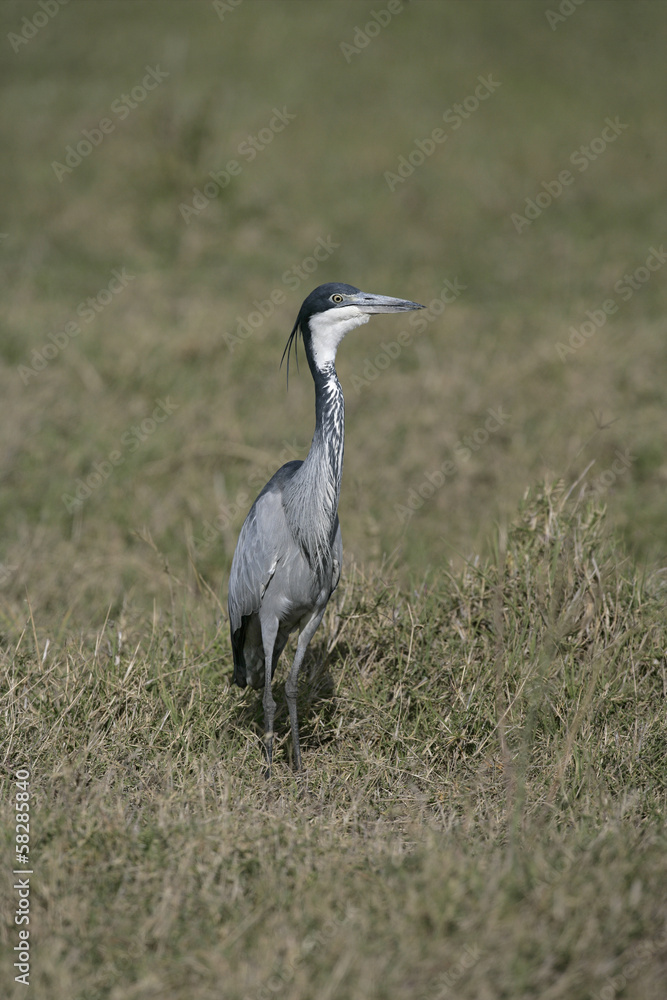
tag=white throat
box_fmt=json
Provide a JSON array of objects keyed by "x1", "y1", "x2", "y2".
[{"x1": 308, "y1": 306, "x2": 370, "y2": 369}]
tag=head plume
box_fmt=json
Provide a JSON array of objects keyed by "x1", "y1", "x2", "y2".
[{"x1": 280, "y1": 314, "x2": 302, "y2": 387}]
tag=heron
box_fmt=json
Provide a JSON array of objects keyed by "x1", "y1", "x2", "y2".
[{"x1": 228, "y1": 282, "x2": 424, "y2": 773}]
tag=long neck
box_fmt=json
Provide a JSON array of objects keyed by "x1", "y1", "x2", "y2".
[
  {"x1": 308, "y1": 361, "x2": 345, "y2": 508},
  {"x1": 283, "y1": 360, "x2": 345, "y2": 576}
]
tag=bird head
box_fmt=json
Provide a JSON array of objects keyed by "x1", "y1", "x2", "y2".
[{"x1": 282, "y1": 282, "x2": 424, "y2": 381}]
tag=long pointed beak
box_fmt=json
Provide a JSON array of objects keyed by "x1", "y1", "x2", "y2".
[{"x1": 350, "y1": 292, "x2": 425, "y2": 314}]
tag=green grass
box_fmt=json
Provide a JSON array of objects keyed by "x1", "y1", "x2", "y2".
[{"x1": 1, "y1": 2, "x2": 666, "y2": 997}]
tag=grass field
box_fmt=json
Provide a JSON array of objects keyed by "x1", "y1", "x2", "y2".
[{"x1": 1, "y1": 1, "x2": 666, "y2": 997}]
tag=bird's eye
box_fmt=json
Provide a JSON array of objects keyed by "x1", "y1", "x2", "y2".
[{"x1": 331, "y1": 294, "x2": 344, "y2": 303}]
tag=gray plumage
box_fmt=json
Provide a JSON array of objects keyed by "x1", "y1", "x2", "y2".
[{"x1": 228, "y1": 282, "x2": 424, "y2": 773}]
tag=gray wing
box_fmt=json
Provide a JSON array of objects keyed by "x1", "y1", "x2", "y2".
[
  {"x1": 228, "y1": 462, "x2": 302, "y2": 684},
  {"x1": 228, "y1": 475, "x2": 296, "y2": 633}
]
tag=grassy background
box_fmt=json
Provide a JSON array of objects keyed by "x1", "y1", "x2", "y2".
[{"x1": 0, "y1": 1, "x2": 666, "y2": 997}]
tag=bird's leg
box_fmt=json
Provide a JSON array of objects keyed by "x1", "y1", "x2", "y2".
[
  {"x1": 261, "y1": 619, "x2": 279, "y2": 778},
  {"x1": 285, "y1": 608, "x2": 327, "y2": 772}
]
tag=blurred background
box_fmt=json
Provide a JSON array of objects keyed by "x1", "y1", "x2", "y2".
[{"x1": 1, "y1": 0, "x2": 665, "y2": 632}]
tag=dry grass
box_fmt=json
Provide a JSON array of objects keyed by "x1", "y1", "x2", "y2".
[
  {"x1": 1, "y1": 485, "x2": 666, "y2": 998},
  {"x1": 1, "y1": 2, "x2": 666, "y2": 997}
]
